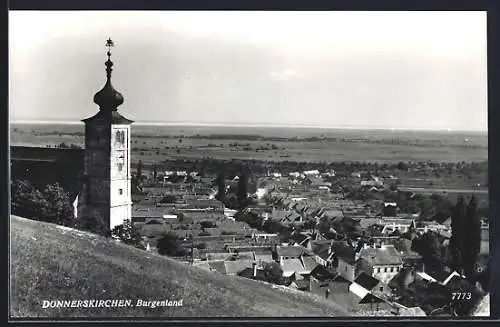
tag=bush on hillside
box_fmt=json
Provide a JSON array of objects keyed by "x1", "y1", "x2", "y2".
[
  {"x1": 111, "y1": 221, "x2": 146, "y2": 250},
  {"x1": 11, "y1": 179, "x2": 75, "y2": 227},
  {"x1": 157, "y1": 232, "x2": 184, "y2": 257}
]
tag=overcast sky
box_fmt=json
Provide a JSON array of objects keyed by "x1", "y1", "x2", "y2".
[{"x1": 9, "y1": 11, "x2": 487, "y2": 130}]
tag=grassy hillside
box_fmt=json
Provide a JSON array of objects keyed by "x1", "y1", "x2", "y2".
[{"x1": 10, "y1": 215, "x2": 349, "y2": 318}]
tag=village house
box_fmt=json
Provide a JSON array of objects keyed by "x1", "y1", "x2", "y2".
[
  {"x1": 275, "y1": 246, "x2": 308, "y2": 265},
  {"x1": 349, "y1": 272, "x2": 392, "y2": 298},
  {"x1": 360, "y1": 176, "x2": 384, "y2": 188},
  {"x1": 303, "y1": 170, "x2": 321, "y2": 177},
  {"x1": 357, "y1": 244, "x2": 404, "y2": 284},
  {"x1": 375, "y1": 218, "x2": 417, "y2": 235},
  {"x1": 388, "y1": 267, "x2": 418, "y2": 294},
  {"x1": 322, "y1": 170, "x2": 336, "y2": 177},
  {"x1": 251, "y1": 232, "x2": 279, "y2": 241},
  {"x1": 271, "y1": 208, "x2": 292, "y2": 221},
  {"x1": 281, "y1": 256, "x2": 319, "y2": 279},
  {"x1": 337, "y1": 243, "x2": 403, "y2": 284},
  {"x1": 305, "y1": 239, "x2": 336, "y2": 269},
  {"x1": 278, "y1": 211, "x2": 304, "y2": 225}
]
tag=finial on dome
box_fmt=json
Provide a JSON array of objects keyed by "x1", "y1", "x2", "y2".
[
  {"x1": 93, "y1": 38, "x2": 124, "y2": 111},
  {"x1": 105, "y1": 38, "x2": 114, "y2": 79}
]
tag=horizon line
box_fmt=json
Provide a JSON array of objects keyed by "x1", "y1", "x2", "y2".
[{"x1": 10, "y1": 119, "x2": 488, "y2": 133}]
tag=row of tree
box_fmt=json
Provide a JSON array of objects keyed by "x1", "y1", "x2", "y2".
[
  {"x1": 449, "y1": 196, "x2": 482, "y2": 279},
  {"x1": 410, "y1": 196, "x2": 483, "y2": 282}
]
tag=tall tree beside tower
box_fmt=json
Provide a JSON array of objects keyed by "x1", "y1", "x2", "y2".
[
  {"x1": 237, "y1": 166, "x2": 249, "y2": 209},
  {"x1": 153, "y1": 164, "x2": 158, "y2": 182},
  {"x1": 462, "y1": 196, "x2": 481, "y2": 280},
  {"x1": 214, "y1": 171, "x2": 226, "y2": 202},
  {"x1": 137, "y1": 160, "x2": 143, "y2": 180},
  {"x1": 450, "y1": 196, "x2": 467, "y2": 272}
]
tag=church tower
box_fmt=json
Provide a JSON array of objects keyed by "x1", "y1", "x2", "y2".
[{"x1": 78, "y1": 39, "x2": 133, "y2": 233}]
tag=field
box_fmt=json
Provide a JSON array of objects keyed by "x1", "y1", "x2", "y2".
[
  {"x1": 10, "y1": 123, "x2": 488, "y2": 164},
  {"x1": 10, "y1": 215, "x2": 349, "y2": 318}
]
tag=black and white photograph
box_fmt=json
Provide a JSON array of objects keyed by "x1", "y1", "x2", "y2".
[{"x1": 9, "y1": 10, "x2": 490, "y2": 318}]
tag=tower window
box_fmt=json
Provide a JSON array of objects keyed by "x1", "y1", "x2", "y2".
[
  {"x1": 119, "y1": 189, "x2": 123, "y2": 195},
  {"x1": 115, "y1": 130, "x2": 125, "y2": 145}
]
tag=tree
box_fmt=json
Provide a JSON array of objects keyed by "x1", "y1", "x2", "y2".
[
  {"x1": 157, "y1": 232, "x2": 184, "y2": 257},
  {"x1": 41, "y1": 183, "x2": 75, "y2": 227},
  {"x1": 214, "y1": 171, "x2": 226, "y2": 202},
  {"x1": 411, "y1": 232, "x2": 444, "y2": 273},
  {"x1": 397, "y1": 161, "x2": 408, "y2": 171},
  {"x1": 237, "y1": 167, "x2": 249, "y2": 209},
  {"x1": 450, "y1": 196, "x2": 467, "y2": 272},
  {"x1": 153, "y1": 164, "x2": 158, "y2": 181},
  {"x1": 262, "y1": 262, "x2": 284, "y2": 285},
  {"x1": 137, "y1": 160, "x2": 143, "y2": 180},
  {"x1": 11, "y1": 180, "x2": 75, "y2": 227},
  {"x1": 111, "y1": 221, "x2": 145, "y2": 249},
  {"x1": 11, "y1": 179, "x2": 49, "y2": 219},
  {"x1": 462, "y1": 196, "x2": 481, "y2": 280}
]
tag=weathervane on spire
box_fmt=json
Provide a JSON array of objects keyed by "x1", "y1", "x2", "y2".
[
  {"x1": 104, "y1": 38, "x2": 115, "y2": 80},
  {"x1": 106, "y1": 37, "x2": 115, "y2": 59}
]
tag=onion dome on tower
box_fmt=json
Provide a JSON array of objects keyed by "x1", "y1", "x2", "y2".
[
  {"x1": 93, "y1": 38, "x2": 124, "y2": 111},
  {"x1": 83, "y1": 38, "x2": 133, "y2": 125}
]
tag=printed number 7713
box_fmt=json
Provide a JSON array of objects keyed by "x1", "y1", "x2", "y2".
[{"x1": 452, "y1": 292, "x2": 472, "y2": 300}]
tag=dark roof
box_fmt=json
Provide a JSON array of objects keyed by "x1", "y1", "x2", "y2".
[
  {"x1": 82, "y1": 110, "x2": 133, "y2": 125},
  {"x1": 302, "y1": 256, "x2": 320, "y2": 273},
  {"x1": 358, "y1": 245, "x2": 403, "y2": 266},
  {"x1": 311, "y1": 242, "x2": 333, "y2": 260},
  {"x1": 11, "y1": 146, "x2": 84, "y2": 199},
  {"x1": 359, "y1": 293, "x2": 385, "y2": 304},
  {"x1": 427, "y1": 268, "x2": 451, "y2": 283},
  {"x1": 388, "y1": 267, "x2": 415, "y2": 289},
  {"x1": 292, "y1": 233, "x2": 310, "y2": 245},
  {"x1": 354, "y1": 272, "x2": 380, "y2": 290},
  {"x1": 276, "y1": 246, "x2": 305, "y2": 257}
]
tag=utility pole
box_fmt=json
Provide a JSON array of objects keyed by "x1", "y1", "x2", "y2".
[{"x1": 191, "y1": 234, "x2": 194, "y2": 265}]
